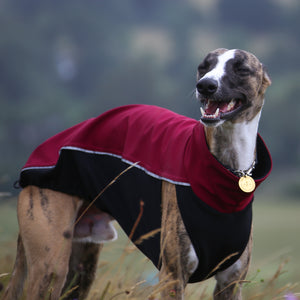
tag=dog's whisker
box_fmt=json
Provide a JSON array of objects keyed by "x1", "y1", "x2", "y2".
[{"x1": 187, "y1": 88, "x2": 197, "y2": 100}]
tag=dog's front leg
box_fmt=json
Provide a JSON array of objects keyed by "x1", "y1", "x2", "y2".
[
  {"x1": 17, "y1": 186, "x2": 82, "y2": 300},
  {"x1": 214, "y1": 230, "x2": 253, "y2": 300},
  {"x1": 159, "y1": 181, "x2": 198, "y2": 300}
]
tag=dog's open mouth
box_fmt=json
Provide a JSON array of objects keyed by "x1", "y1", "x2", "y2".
[{"x1": 200, "y1": 99, "x2": 244, "y2": 123}]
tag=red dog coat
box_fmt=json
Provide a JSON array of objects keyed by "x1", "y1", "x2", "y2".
[{"x1": 19, "y1": 105, "x2": 272, "y2": 282}]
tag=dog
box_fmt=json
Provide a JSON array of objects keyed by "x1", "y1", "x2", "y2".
[{"x1": 2, "y1": 48, "x2": 272, "y2": 300}]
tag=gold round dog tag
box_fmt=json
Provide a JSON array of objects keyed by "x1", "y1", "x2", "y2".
[{"x1": 238, "y1": 175, "x2": 256, "y2": 193}]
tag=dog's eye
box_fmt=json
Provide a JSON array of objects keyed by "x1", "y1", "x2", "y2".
[
  {"x1": 198, "y1": 57, "x2": 216, "y2": 77},
  {"x1": 234, "y1": 62, "x2": 252, "y2": 76},
  {"x1": 198, "y1": 61, "x2": 210, "y2": 75},
  {"x1": 236, "y1": 67, "x2": 251, "y2": 76}
]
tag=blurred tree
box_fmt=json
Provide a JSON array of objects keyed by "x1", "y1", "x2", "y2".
[
  {"x1": 218, "y1": 0, "x2": 280, "y2": 31},
  {"x1": 0, "y1": 0, "x2": 299, "y2": 194}
]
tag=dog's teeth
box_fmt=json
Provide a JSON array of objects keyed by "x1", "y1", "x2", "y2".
[
  {"x1": 200, "y1": 107, "x2": 220, "y2": 118},
  {"x1": 227, "y1": 99, "x2": 235, "y2": 111},
  {"x1": 213, "y1": 108, "x2": 220, "y2": 118},
  {"x1": 206, "y1": 100, "x2": 212, "y2": 109},
  {"x1": 200, "y1": 107, "x2": 205, "y2": 116}
]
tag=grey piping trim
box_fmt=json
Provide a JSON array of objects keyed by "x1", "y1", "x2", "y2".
[{"x1": 21, "y1": 146, "x2": 191, "y2": 187}]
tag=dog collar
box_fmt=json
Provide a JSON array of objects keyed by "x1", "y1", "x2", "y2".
[
  {"x1": 230, "y1": 160, "x2": 257, "y2": 193},
  {"x1": 231, "y1": 160, "x2": 256, "y2": 178}
]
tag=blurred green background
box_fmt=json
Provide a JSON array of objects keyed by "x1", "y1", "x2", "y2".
[
  {"x1": 0, "y1": 0, "x2": 299, "y2": 193},
  {"x1": 0, "y1": 0, "x2": 299, "y2": 294}
]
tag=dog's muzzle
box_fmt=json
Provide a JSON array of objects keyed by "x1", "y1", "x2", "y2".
[{"x1": 196, "y1": 78, "x2": 245, "y2": 125}]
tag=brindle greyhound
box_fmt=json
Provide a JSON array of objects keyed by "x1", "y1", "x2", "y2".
[{"x1": 2, "y1": 49, "x2": 271, "y2": 300}]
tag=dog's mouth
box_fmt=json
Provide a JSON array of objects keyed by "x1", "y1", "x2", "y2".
[{"x1": 200, "y1": 98, "x2": 244, "y2": 124}]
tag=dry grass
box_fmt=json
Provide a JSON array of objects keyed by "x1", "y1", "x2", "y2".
[
  {"x1": 1, "y1": 197, "x2": 300, "y2": 299},
  {"x1": 0, "y1": 226, "x2": 295, "y2": 300},
  {"x1": 2, "y1": 228, "x2": 298, "y2": 300},
  {"x1": 85, "y1": 239, "x2": 300, "y2": 299},
  {"x1": 0, "y1": 251, "x2": 299, "y2": 299}
]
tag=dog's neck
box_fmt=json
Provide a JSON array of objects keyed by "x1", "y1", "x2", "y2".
[{"x1": 204, "y1": 111, "x2": 261, "y2": 172}]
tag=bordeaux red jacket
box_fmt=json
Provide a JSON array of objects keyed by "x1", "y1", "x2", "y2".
[{"x1": 19, "y1": 105, "x2": 272, "y2": 282}]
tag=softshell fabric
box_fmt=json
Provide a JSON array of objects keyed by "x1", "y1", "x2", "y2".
[{"x1": 19, "y1": 104, "x2": 272, "y2": 282}]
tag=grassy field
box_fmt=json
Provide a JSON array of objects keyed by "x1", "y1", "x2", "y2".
[{"x1": 0, "y1": 194, "x2": 299, "y2": 299}]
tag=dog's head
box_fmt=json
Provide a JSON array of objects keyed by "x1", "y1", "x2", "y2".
[{"x1": 196, "y1": 48, "x2": 271, "y2": 127}]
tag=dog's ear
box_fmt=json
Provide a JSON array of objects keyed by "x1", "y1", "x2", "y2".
[
  {"x1": 262, "y1": 64, "x2": 271, "y2": 87},
  {"x1": 259, "y1": 64, "x2": 271, "y2": 95}
]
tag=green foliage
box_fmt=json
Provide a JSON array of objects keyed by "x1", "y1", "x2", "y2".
[{"x1": 0, "y1": 0, "x2": 299, "y2": 192}]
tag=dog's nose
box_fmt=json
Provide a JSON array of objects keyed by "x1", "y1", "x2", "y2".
[{"x1": 196, "y1": 78, "x2": 218, "y2": 95}]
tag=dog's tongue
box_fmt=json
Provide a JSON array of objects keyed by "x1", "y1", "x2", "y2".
[{"x1": 205, "y1": 101, "x2": 229, "y2": 115}]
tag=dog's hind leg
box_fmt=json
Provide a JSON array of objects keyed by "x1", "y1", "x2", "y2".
[
  {"x1": 17, "y1": 186, "x2": 82, "y2": 300},
  {"x1": 214, "y1": 230, "x2": 253, "y2": 300},
  {"x1": 62, "y1": 242, "x2": 102, "y2": 300},
  {"x1": 2, "y1": 235, "x2": 27, "y2": 300},
  {"x1": 62, "y1": 205, "x2": 117, "y2": 299},
  {"x1": 159, "y1": 181, "x2": 198, "y2": 300}
]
